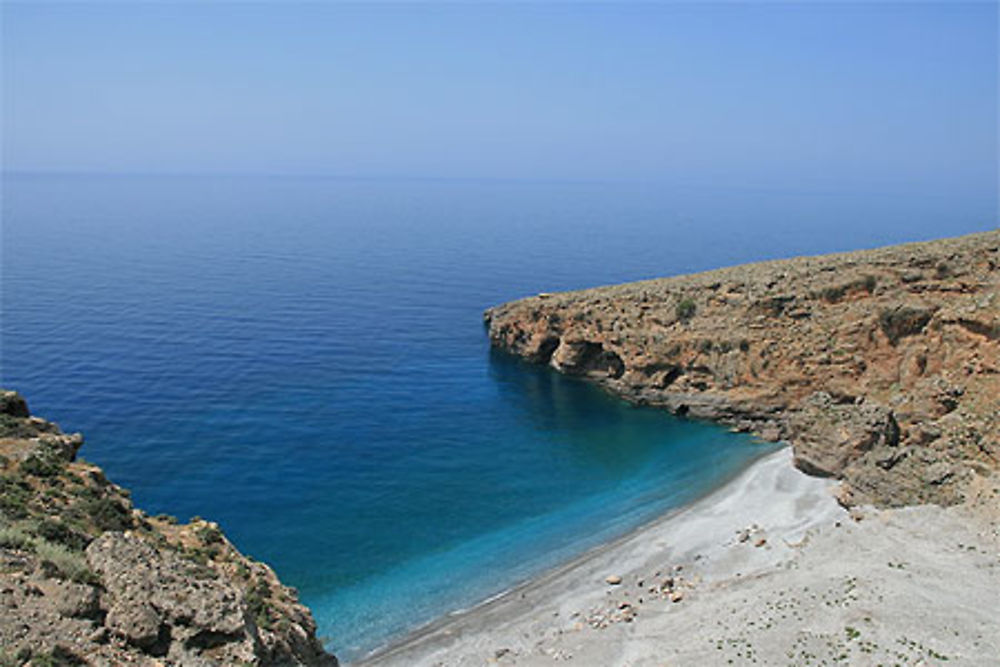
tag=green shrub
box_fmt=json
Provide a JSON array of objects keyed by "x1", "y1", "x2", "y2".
[
  {"x1": 80, "y1": 497, "x2": 132, "y2": 532},
  {"x1": 0, "y1": 475, "x2": 32, "y2": 520},
  {"x1": 68, "y1": 483, "x2": 99, "y2": 500},
  {"x1": 819, "y1": 285, "x2": 847, "y2": 303},
  {"x1": 675, "y1": 298, "x2": 696, "y2": 321},
  {"x1": 879, "y1": 307, "x2": 933, "y2": 345},
  {"x1": 816, "y1": 276, "x2": 876, "y2": 303},
  {"x1": 0, "y1": 524, "x2": 34, "y2": 550},
  {"x1": 28, "y1": 645, "x2": 86, "y2": 667},
  {"x1": 195, "y1": 523, "x2": 224, "y2": 545},
  {"x1": 246, "y1": 578, "x2": 275, "y2": 630},
  {"x1": 0, "y1": 414, "x2": 35, "y2": 439},
  {"x1": 34, "y1": 539, "x2": 98, "y2": 584},
  {"x1": 20, "y1": 455, "x2": 61, "y2": 478},
  {"x1": 34, "y1": 518, "x2": 89, "y2": 551}
]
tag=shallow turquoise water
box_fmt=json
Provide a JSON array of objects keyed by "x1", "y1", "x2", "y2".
[{"x1": 1, "y1": 174, "x2": 991, "y2": 660}]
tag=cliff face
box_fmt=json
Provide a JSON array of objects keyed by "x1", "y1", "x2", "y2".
[
  {"x1": 0, "y1": 391, "x2": 338, "y2": 666},
  {"x1": 486, "y1": 231, "x2": 999, "y2": 507}
]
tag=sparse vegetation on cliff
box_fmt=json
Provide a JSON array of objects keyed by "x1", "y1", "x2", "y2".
[{"x1": 0, "y1": 389, "x2": 338, "y2": 666}]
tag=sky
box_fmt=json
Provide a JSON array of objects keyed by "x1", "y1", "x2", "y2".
[{"x1": 2, "y1": 2, "x2": 997, "y2": 194}]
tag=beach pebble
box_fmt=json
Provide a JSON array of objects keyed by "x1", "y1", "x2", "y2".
[{"x1": 605, "y1": 575, "x2": 623, "y2": 585}]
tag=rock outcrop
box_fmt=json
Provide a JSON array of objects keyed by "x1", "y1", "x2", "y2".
[
  {"x1": 0, "y1": 389, "x2": 338, "y2": 666},
  {"x1": 486, "y1": 231, "x2": 999, "y2": 507}
]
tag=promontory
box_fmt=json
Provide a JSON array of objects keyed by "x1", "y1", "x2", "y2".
[{"x1": 486, "y1": 230, "x2": 999, "y2": 509}]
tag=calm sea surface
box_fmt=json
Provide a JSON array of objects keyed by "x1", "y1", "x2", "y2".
[{"x1": 1, "y1": 174, "x2": 991, "y2": 659}]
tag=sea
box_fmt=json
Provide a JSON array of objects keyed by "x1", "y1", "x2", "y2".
[{"x1": 1, "y1": 173, "x2": 992, "y2": 661}]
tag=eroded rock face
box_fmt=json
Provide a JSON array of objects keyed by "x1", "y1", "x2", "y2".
[
  {"x1": 88, "y1": 533, "x2": 251, "y2": 661},
  {"x1": 551, "y1": 339, "x2": 625, "y2": 378},
  {"x1": 486, "y1": 231, "x2": 1000, "y2": 507},
  {"x1": 0, "y1": 392, "x2": 338, "y2": 666},
  {"x1": 788, "y1": 393, "x2": 899, "y2": 478}
]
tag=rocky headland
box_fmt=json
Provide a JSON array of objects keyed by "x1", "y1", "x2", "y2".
[
  {"x1": 0, "y1": 390, "x2": 339, "y2": 666},
  {"x1": 486, "y1": 231, "x2": 999, "y2": 508}
]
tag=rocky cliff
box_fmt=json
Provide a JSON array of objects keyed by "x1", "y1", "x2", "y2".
[
  {"x1": 0, "y1": 390, "x2": 338, "y2": 666},
  {"x1": 486, "y1": 231, "x2": 999, "y2": 507}
]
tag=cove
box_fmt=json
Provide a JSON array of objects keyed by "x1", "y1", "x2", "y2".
[
  {"x1": 302, "y1": 351, "x2": 776, "y2": 660},
  {"x1": 2, "y1": 174, "x2": 977, "y2": 662}
]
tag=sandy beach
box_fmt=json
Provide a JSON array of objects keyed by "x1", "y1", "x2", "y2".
[{"x1": 359, "y1": 448, "x2": 1000, "y2": 666}]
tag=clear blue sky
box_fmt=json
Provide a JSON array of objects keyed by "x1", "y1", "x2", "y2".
[{"x1": 2, "y1": 2, "x2": 997, "y2": 194}]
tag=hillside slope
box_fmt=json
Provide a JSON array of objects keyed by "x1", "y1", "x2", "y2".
[{"x1": 0, "y1": 390, "x2": 338, "y2": 666}]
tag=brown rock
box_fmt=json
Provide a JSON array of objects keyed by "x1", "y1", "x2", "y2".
[
  {"x1": 790, "y1": 392, "x2": 900, "y2": 478},
  {"x1": 485, "y1": 231, "x2": 1000, "y2": 508},
  {"x1": 106, "y1": 601, "x2": 162, "y2": 650}
]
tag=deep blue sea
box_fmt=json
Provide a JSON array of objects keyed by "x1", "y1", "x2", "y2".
[{"x1": 1, "y1": 174, "x2": 992, "y2": 660}]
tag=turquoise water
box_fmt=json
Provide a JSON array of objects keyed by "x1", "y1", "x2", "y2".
[{"x1": 1, "y1": 174, "x2": 991, "y2": 660}]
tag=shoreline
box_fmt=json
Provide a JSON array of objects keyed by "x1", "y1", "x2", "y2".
[
  {"x1": 357, "y1": 446, "x2": 840, "y2": 665},
  {"x1": 358, "y1": 446, "x2": 1000, "y2": 665}
]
